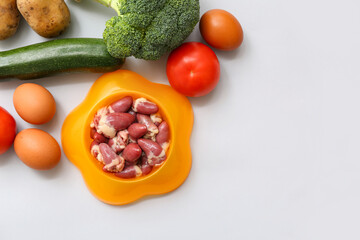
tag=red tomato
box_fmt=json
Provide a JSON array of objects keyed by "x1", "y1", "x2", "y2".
[
  {"x1": 200, "y1": 9, "x2": 243, "y2": 50},
  {"x1": 166, "y1": 42, "x2": 220, "y2": 97},
  {"x1": 0, "y1": 107, "x2": 16, "y2": 154}
]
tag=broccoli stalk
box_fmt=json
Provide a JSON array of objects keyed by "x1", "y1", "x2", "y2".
[
  {"x1": 93, "y1": 0, "x2": 200, "y2": 60},
  {"x1": 95, "y1": 0, "x2": 121, "y2": 15}
]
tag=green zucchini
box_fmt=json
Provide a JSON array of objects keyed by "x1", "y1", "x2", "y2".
[{"x1": 0, "y1": 38, "x2": 125, "y2": 80}]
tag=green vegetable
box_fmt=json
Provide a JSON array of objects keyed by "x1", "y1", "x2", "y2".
[
  {"x1": 0, "y1": 38, "x2": 125, "y2": 80},
  {"x1": 94, "y1": 0, "x2": 200, "y2": 60}
]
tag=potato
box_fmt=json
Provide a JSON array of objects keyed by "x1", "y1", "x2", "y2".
[
  {"x1": 0, "y1": 0, "x2": 21, "y2": 40},
  {"x1": 17, "y1": 0, "x2": 71, "y2": 38}
]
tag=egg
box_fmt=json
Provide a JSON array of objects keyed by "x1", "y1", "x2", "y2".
[
  {"x1": 200, "y1": 9, "x2": 244, "y2": 50},
  {"x1": 13, "y1": 83, "x2": 56, "y2": 125},
  {"x1": 14, "y1": 128, "x2": 61, "y2": 170}
]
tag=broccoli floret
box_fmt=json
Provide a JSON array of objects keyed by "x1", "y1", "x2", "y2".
[{"x1": 95, "y1": 0, "x2": 200, "y2": 60}]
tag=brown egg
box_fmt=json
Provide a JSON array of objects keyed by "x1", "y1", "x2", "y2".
[
  {"x1": 14, "y1": 128, "x2": 61, "y2": 170},
  {"x1": 13, "y1": 83, "x2": 56, "y2": 125}
]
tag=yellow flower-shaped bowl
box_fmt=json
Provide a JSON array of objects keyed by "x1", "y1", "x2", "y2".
[{"x1": 61, "y1": 70, "x2": 193, "y2": 205}]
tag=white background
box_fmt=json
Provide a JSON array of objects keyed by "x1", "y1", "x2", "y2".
[{"x1": 1, "y1": 0, "x2": 360, "y2": 239}]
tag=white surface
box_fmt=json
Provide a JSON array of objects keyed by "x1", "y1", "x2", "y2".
[{"x1": 1, "y1": 0, "x2": 360, "y2": 239}]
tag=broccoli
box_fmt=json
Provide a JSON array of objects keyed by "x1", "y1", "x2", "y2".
[{"x1": 94, "y1": 0, "x2": 200, "y2": 60}]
